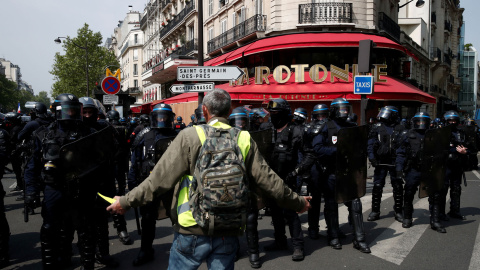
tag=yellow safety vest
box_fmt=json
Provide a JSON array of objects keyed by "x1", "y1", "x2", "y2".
[{"x1": 177, "y1": 122, "x2": 251, "y2": 227}]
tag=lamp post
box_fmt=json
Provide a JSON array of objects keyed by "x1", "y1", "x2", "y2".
[
  {"x1": 54, "y1": 37, "x2": 90, "y2": 97},
  {"x1": 398, "y1": 0, "x2": 425, "y2": 11}
]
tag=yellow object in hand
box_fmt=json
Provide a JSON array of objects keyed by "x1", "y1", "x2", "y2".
[{"x1": 97, "y1": 193, "x2": 116, "y2": 204}]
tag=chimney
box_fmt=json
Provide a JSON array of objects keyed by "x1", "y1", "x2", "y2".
[{"x1": 129, "y1": 5, "x2": 133, "y2": 12}]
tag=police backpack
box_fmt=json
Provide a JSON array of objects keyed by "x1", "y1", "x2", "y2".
[{"x1": 189, "y1": 125, "x2": 249, "y2": 235}]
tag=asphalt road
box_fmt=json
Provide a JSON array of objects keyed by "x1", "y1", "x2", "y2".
[{"x1": 2, "y1": 165, "x2": 480, "y2": 270}]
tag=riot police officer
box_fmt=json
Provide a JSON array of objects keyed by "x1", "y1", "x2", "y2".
[
  {"x1": 0, "y1": 120, "x2": 10, "y2": 268},
  {"x1": 24, "y1": 93, "x2": 101, "y2": 269},
  {"x1": 367, "y1": 106, "x2": 405, "y2": 222},
  {"x1": 127, "y1": 103, "x2": 177, "y2": 266},
  {"x1": 261, "y1": 98, "x2": 305, "y2": 261},
  {"x1": 129, "y1": 114, "x2": 150, "y2": 145},
  {"x1": 195, "y1": 107, "x2": 207, "y2": 124},
  {"x1": 464, "y1": 119, "x2": 479, "y2": 170},
  {"x1": 442, "y1": 111, "x2": 468, "y2": 220},
  {"x1": 396, "y1": 112, "x2": 446, "y2": 233},
  {"x1": 187, "y1": 114, "x2": 196, "y2": 127},
  {"x1": 229, "y1": 107, "x2": 261, "y2": 268},
  {"x1": 173, "y1": 116, "x2": 186, "y2": 132},
  {"x1": 3, "y1": 112, "x2": 23, "y2": 193},
  {"x1": 313, "y1": 98, "x2": 371, "y2": 253}
]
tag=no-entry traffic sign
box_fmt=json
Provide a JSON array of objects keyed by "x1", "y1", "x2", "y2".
[
  {"x1": 169, "y1": 83, "x2": 215, "y2": 93},
  {"x1": 102, "y1": 76, "x2": 121, "y2": 95},
  {"x1": 177, "y1": 66, "x2": 245, "y2": 81}
]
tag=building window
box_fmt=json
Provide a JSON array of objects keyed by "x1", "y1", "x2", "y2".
[
  {"x1": 134, "y1": 79, "x2": 138, "y2": 88},
  {"x1": 188, "y1": 24, "x2": 195, "y2": 40},
  {"x1": 133, "y1": 64, "x2": 138, "y2": 76},
  {"x1": 221, "y1": 18, "x2": 227, "y2": 34},
  {"x1": 208, "y1": 27, "x2": 214, "y2": 41},
  {"x1": 134, "y1": 34, "x2": 138, "y2": 44},
  {"x1": 133, "y1": 49, "x2": 138, "y2": 60},
  {"x1": 209, "y1": 0, "x2": 213, "y2": 16}
]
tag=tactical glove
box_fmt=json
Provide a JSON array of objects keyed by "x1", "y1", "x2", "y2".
[
  {"x1": 370, "y1": 159, "x2": 378, "y2": 167},
  {"x1": 25, "y1": 193, "x2": 40, "y2": 209}
]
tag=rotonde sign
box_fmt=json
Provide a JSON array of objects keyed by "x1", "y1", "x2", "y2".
[{"x1": 229, "y1": 64, "x2": 388, "y2": 86}]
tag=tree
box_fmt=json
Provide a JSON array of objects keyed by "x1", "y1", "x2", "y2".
[
  {"x1": 465, "y1": 43, "x2": 473, "y2": 51},
  {"x1": 34, "y1": 91, "x2": 52, "y2": 107},
  {"x1": 0, "y1": 74, "x2": 18, "y2": 112},
  {"x1": 50, "y1": 23, "x2": 119, "y2": 98}
]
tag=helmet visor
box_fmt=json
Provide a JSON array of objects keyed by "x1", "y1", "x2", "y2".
[
  {"x1": 56, "y1": 104, "x2": 83, "y2": 121},
  {"x1": 151, "y1": 111, "x2": 172, "y2": 129},
  {"x1": 336, "y1": 105, "x2": 351, "y2": 119},
  {"x1": 377, "y1": 108, "x2": 392, "y2": 120},
  {"x1": 413, "y1": 119, "x2": 430, "y2": 129}
]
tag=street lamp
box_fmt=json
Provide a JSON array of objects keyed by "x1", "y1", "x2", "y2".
[
  {"x1": 54, "y1": 36, "x2": 91, "y2": 97},
  {"x1": 399, "y1": 0, "x2": 425, "y2": 10}
]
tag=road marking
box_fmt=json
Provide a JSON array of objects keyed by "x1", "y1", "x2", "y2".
[
  {"x1": 468, "y1": 221, "x2": 480, "y2": 270},
  {"x1": 369, "y1": 197, "x2": 430, "y2": 265},
  {"x1": 472, "y1": 170, "x2": 480, "y2": 180}
]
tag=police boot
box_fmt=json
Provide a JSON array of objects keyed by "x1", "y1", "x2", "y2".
[
  {"x1": 246, "y1": 210, "x2": 261, "y2": 268},
  {"x1": 57, "y1": 227, "x2": 73, "y2": 268},
  {"x1": 367, "y1": 184, "x2": 382, "y2": 221},
  {"x1": 349, "y1": 199, "x2": 371, "y2": 253},
  {"x1": 78, "y1": 231, "x2": 96, "y2": 270},
  {"x1": 430, "y1": 193, "x2": 446, "y2": 233},
  {"x1": 402, "y1": 191, "x2": 415, "y2": 228},
  {"x1": 448, "y1": 186, "x2": 466, "y2": 220},
  {"x1": 0, "y1": 215, "x2": 9, "y2": 269},
  {"x1": 40, "y1": 224, "x2": 58, "y2": 269},
  {"x1": 96, "y1": 221, "x2": 119, "y2": 268},
  {"x1": 325, "y1": 204, "x2": 342, "y2": 250},
  {"x1": 113, "y1": 214, "x2": 132, "y2": 245},
  {"x1": 392, "y1": 182, "x2": 404, "y2": 222},
  {"x1": 132, "y1": 248, "x2": 154, "y2": 267},
  {"x1": 439, "y1": 189, "x2": 449, "y2": 221}
]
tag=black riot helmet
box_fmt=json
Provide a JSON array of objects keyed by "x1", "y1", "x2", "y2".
[
  {"x1": 79, "y1": 97, "x2": 98, "y2": 123},
  {"x1": 177, "y1": 116, "x2": 183, "y2": 122},
  {"x1": 266, "y1": 98, "x2": 292, "y2": 129},
  {"x1": 229, "y1": 107, "x2": 250, "y2": 130},
  {"x1": 347, "y1": 113, "x2": 358, "y2": 124},
  {"x1": 443, "y1": 110, "x2": 461, "y2": 127},
  {"x1": 4, "y1": 112, "x2": 21, "y2": 129},
  {"x1": 52, "y1": 93, "x2": 83, "y2": 122},
  {"x1": 330, "y1": 98, "x2": 351, "y2": 121},
  {"x1": 151, "y1": 103, "x2": 174, "y2": 129},
  {"x1": 26, "y1": 102, "x2": 48, "y2": 120},
  {"x1": 139, "y1": 114, "x2": 150, "y2": 125},
  {"x1": 377, "y1": 106, "x2": 400, "y2": 125},
  {"x1": 466, "y1": 118, "x2": 477, "y2": 127},
  {"x1": 190, "y1": 114, "x2": 195, "y2": 122},
  {"x1": 106, "y1": 110, "x2": 120, "y2": 125},
  {"x1": 312, "y1": 104, "x2": 329, "y2": 122},
  {"x1": 293, "y1": 107, "x2": 308, "y2": 125},
  {"x1": 195, "y1": 107, "x2": 206, "y2": 124},
  {"x1": 411, "y1": 112, "x2": 431, "y2": 130}
]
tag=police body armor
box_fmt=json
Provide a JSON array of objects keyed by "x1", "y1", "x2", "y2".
[
  {"x1": 416, "y1": 126, "x2": 451, "y2": 198},
  {"x1": 271, "y1": 124, "x2": 296, "y2": 179},
  {"x1": 333, "y1": 124, "x2": 368, "y2": 203},
  {"x1": 372, "y1": 123, "x2": 405, "y2": 165}
]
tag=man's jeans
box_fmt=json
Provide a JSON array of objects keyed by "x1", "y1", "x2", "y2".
[{"x1": 168, "y1": 232, "x2": 239, "y2": 270}]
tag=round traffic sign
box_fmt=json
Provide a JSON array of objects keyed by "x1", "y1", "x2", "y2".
[{"x1": 102, "y1": 76, "x2": 121, "y2": 95}]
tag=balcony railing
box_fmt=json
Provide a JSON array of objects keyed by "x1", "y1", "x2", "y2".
[
  {"x1": 207, "y1": 14, "x2": 267, "y2": 53},
  {"x1": 431, "y1": 47, "x2": 442, "y2": 61},
  {"x1": 298, "y1": 2, "x2": 353, "y2": 24},
  {"x1": 128, "y1": 87, "x2": 142, "y2": 94},
  {"x1": 160, "y1": 1, "x2": 195, "y2": 37},
  {"x1": 176, "y1": 38, "x2": 198, "y2": 56},
  {"x1": 378, "y1": 12, "x2": 400, "y2": 41}
]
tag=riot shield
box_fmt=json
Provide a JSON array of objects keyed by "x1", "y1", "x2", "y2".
[
  {"x1": 249, "y1": 129, "x2": 274, "y2": 163},
  {"x1": 335, "y1": 125, "x2": 368, "y2": 204},
  {"x1": 155, "y1": 136, "x2": 175, "y2": 163},
  {"x1": 419, "y1": 126, "x2": 451, "y2": 198},
  {"x1": 59, "y1": 126, "x2": 115, "y2": 181}
]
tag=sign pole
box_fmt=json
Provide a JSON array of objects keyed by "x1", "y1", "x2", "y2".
[
  {"x1": 361, "y1": 94, "x2": 367, "y2": 126},
  {"x1": 197, "y1": 0, "x2": 204, "y2": 106}
]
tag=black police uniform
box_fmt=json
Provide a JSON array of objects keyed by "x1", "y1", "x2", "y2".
[
  {"x1": 367, "y1": 121, "x2": 405, "y2": 222},
  {"x1": 173, "y1": 121, "x2": 186, "y2": 133},
  {"x1": 128, "y1": 107, "x2": 177, "y2": 266},
  {"x1": 0, "y1": 126, "x2": 11, "y2": 267},
  {"x1": 4, "y1": 113, "x2": 24, "y2": 192},
  {"x1": 396, "y1": 115, "x2": 446, "y2": 233}
]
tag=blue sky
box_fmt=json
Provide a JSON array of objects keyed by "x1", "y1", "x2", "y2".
[{"x1": 0, "y1": 0, "x2": 478, "y2": 96}]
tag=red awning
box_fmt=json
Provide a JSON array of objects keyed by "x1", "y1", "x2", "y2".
[
  {"x1": 159, "y1": 72, "x2": 435, "y2": 104},
  {"x1": 130, "y1": 106, "x2": 142, "y2": 113},
  {"x1": 205, "y1": 33, "x2": 419, "y2": 67}
]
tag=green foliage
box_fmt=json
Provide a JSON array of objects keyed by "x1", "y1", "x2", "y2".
[
  {"x1": 465, "y1": 43, "x2": 473, "y2": 51},
  {"x1": 0, "y1": 74, "x2": 18, "y2": 112},
  {"x1": 50, "y1": 23, "x2": 119, "y2": 98}
]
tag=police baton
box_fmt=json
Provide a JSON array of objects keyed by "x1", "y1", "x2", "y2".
[{"x1": 134, "y1": 207, "x2": 142, "y2": 235}]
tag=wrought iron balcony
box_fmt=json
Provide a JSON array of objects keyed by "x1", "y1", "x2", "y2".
[
  {"x1": 128, "y1": 87, "x2": 142, "y2": 94},
  {"x1": 378, "y1": 12, "x2": 400, "y2": 41},
  {"x1": 160, "y1": 1, "x2": 195, "y2": 37},
  {"x1": 176, "y1": 39, "x2": 198, "y2": 56},
  {"x1": 431, "y1": 47, "x2": 442, "y2": 61},
  {"x1": 298, "y1": 2, "x2": 352, "y2": 24},
  {"x1": 207, "y1": 14, "x2": 267, "y2": 53}
]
